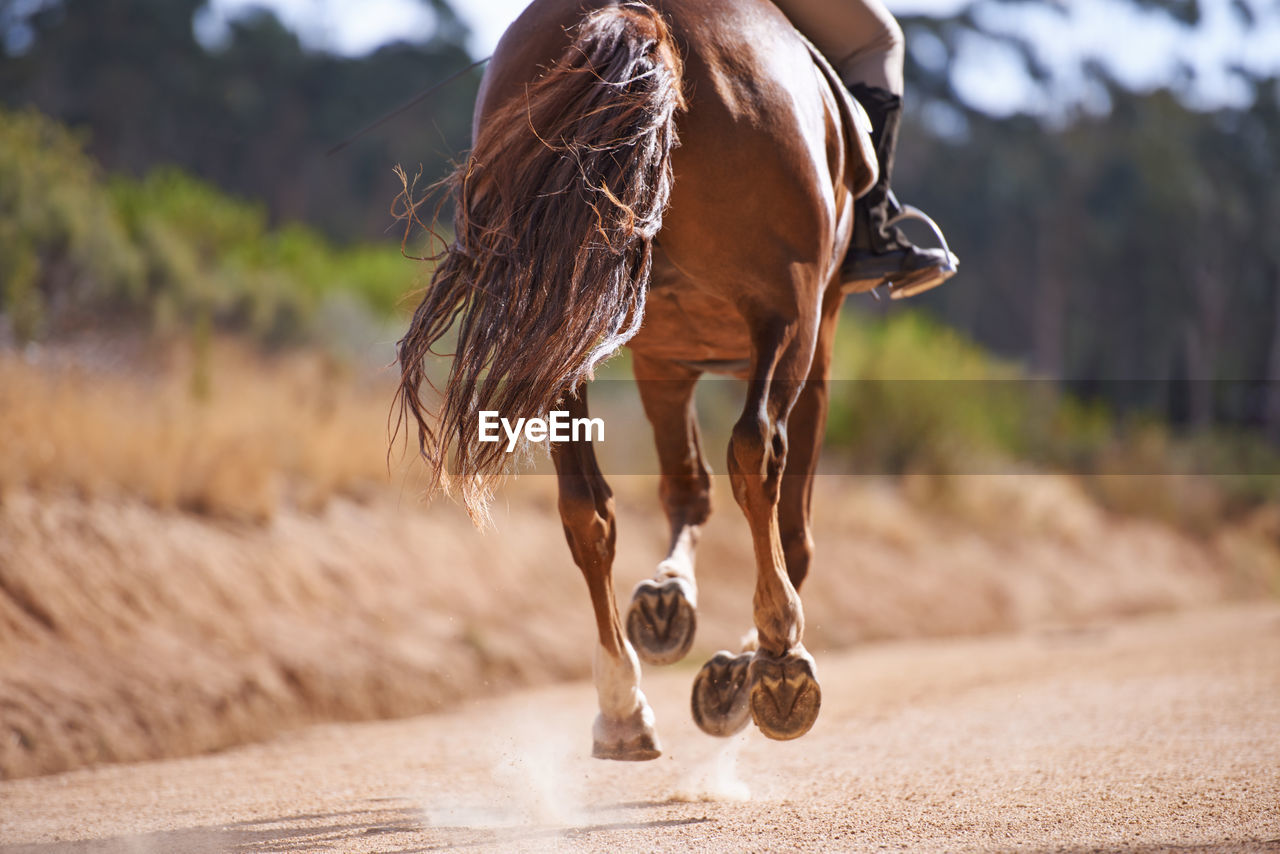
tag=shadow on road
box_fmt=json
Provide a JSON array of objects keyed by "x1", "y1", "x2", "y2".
[{"x1": 0, "y1": 801, "x2": 715, "y2": 853}]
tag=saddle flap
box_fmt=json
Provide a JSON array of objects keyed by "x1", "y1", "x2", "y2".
[{"x1": 797, "y1": 34, "x2": 877, "y2": 196}]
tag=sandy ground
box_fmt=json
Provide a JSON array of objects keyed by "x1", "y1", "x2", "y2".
[{"x1": 1, "y1": 603, "x2": 1276, "y2": 853}]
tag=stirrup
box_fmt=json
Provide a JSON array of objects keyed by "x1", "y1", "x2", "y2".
[{"x1": 882, "y1": 191, "x2": 958, "y2": 300}]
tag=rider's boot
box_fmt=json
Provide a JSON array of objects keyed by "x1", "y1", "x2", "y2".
[{"x1": 842, "y1": 83, "x2": 957, "y2": 298}]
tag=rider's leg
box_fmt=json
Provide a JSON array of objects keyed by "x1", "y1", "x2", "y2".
[
  {"x1": 843, "y1": 80, "x2": 956, "y2": 292},
  {"x1": 772, "y1": 0, "x2": 956, "y2": 294},
  {"x1": 770, "y1": 0, "x2": 904, "y2": 94}
]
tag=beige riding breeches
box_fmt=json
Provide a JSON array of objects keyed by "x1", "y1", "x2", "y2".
[{"x1": 769, "y1": 0, "x2": 905, "y2": 94}]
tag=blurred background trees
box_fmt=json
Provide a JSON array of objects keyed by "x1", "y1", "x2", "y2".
[
  {"x1": 0, "y1": 0, "x2": 476, "y2": 239},
  {"x1": 892, "y1": 1, "x2": 1280, "y2": 439}
]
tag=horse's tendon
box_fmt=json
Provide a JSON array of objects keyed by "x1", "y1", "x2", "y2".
[{"x1": 395, "y1": 2, "x2": 684, "y2": 524}]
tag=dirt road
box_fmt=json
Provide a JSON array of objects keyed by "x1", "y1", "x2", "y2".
[{"x1": 2, "y1": 604, "x2": 1277, "y2": 853}]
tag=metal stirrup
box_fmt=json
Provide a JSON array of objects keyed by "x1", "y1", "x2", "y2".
[{"x1": 885, "y1": 190, "x2": 958, "y2": 274}]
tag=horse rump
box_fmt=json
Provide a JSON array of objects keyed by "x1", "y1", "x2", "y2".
[{"x1": 395, "y1": 1, "x2": 685, "y2": 522}]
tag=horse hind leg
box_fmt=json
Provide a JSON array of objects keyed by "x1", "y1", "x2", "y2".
[
  {"x1": 693, "y1": 369, "x2": 830, "y2": 741},
  {"x1": 743, "y1": 291, "x2": 843, "y2": 739},
  {"x1": 553, "y1": 384, "x2": 661, "y2": 761},
  {"x1": 625, "y1": 355, "x2": 709, "y2": 666},
  {"x1": 728, "y1": 312, "x2": 824, "y2": 741},
  {"x1": 776, "y1": 290, "x2": 843, "y2": 594}
]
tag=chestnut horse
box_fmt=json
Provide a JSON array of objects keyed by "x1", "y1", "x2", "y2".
[{"x1": 396, "y1": 0, "x2": 876, "y2": 759}]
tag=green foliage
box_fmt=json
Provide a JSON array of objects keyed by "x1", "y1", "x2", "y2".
[
  {"x1": 826, "y1": 309, "x2": 1030, "y2": 473},
  {"x1": 825, "y1": 308, "x2": 1280, "y2": 523},
  {"x1": 0, "y1": 108, "x2": 144, "y2": 341},
  {"x1": 0, "y1": 0, "x2": 477, "y2": 241},
  {"x1": 895, "y1": 65, "x2": 1280, "y2": 439},
  {"x1": 0, "y1": 107, "x2": 422, "y2": 346}
]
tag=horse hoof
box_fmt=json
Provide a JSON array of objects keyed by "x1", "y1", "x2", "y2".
[
  {"x1": 626, "y1": 577, "x2": 696, "y2": 666},
  {"x1": 690, "y1": 650, "x2": 752, "y2": 737},
  {"x1": 748, "y1": 648, "x2": 821, "y2": 741},
  {"x1": 592, "y1": 708, "x2": 662, "y2": 761}
]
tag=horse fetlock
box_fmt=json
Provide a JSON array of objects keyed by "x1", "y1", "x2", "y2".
[
  {"x1": 748, "y1": 647, "x2": 821, "y2": 741},
  {"x1": 655, "y1": 559, "x2": 697, "y2": 596},
  {"x1": 592, "y1": 640, "x2": 644, "y2": 716},
  {"x1": 627, "y1": 576, "x2": 697, "y2": 665},
  {"x1": 691, "y1": 650, "x2": 753, "y2": 737},
  {"x1": 753, "y1": 573, "x2": 805, "y2": 646},
  {"x1": 592, "y1": 695, "x2": 661, "y2": 761}
]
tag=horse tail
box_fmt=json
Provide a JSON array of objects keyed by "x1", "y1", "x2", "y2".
[{"x1": 395, "y1": 2, "x2": 684, "y2": 522}]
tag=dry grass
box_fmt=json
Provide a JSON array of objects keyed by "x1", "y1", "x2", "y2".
[{"x1": 0, "y1": 339, "x2": 417, "y2": 521}]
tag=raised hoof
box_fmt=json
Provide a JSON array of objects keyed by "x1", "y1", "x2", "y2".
[
  {"x1": 690, "y1": 650, "x2": 752, "y2": 738},
  {"x1": 748, "y1": 649, "x2": 821, "y2": 741},
  {"x1": 592, "y1": 708, "x2": 662, "y2": 761},
  {"x1": 626, "y1": 577, "x2": 696, "y2": 666}
]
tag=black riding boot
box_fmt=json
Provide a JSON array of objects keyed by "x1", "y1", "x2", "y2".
[{"x1": 843, "y1": 83, "x2": 956, "y2": 296}]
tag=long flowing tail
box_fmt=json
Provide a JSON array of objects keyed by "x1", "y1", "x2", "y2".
[{"x1": 395, "y1": 2, "x2": 684, "y2": 521}]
